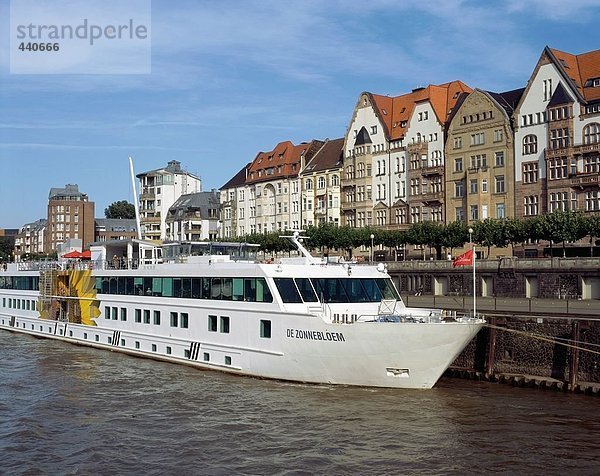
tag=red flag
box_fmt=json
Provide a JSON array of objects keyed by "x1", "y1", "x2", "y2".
[{"x1": 453, "y1": 249, "x2": 474, "y2": 267}]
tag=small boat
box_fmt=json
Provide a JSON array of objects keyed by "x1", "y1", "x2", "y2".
[{"x1": 0, "y1": 232, "x2": 484, "y2": 388}]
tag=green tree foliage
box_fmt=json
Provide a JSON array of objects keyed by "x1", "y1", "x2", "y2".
[
  {"x1": 0, "y1": 237, "x2": 12, "y2": 261},
  {"x1": 105, "y1": 200, "x2": 136, "y2": 219}
]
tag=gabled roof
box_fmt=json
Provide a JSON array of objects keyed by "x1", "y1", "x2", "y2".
[
  {"x1": 246, "y1": 139, "x2": 323, "y2": 184},
  {"x1": 547, "y1": 47, "x2": 600, "y2": 102},
  {"x1": 168, "y1": 191, "x2": 220, "y2": 219},
  {"x1": 548, "y1": 82, "x2": 574, "y2": 107},
  {"x1": 354, "y1": 127, "x2": 372, "y2": 146},
  {"x1": 488, "y1": 87, "x2": 526, "y2": 115},
  {"x1": 302, "y1": 138, "x2": 344, "y2": 174},
  {"x1": 367, "y1": 80, "x2": 472, "y2": 141}
]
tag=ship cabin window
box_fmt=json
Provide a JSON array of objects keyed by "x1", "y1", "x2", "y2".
[
  {"x1": 108, "y1": 337, "x2": 112, "y2": 344},
  {"x1": 120, "y1": 339, "x2": 125, "y2": 346},
  {"x1": 170, "y1": 312, "x2": 178, "y2": 327},
  {"x1": 111, "y1": 307, "x2": 118, "y2": 320},
  {"x1": 83, "y1": 332, "x2": 87, "y2": 339},
  {"x1": 274, "y1": 278, "x2": 303, "y2": 303},
  {"x1": 208, "y1": 315, "x2": 218, "y2": 332},
  {"x1": 153, "y1": 310, "x2": 161, "y2": 325},
  {"x1": 69, "y1": 330, "x2": 73, "y2": 337},
  {"x1": 105, "y1": 306, "x2": 110, "y2": 319},
  {"x1": 166, "y1": 346, "x2": 172, "y2": 355},
  {"x1": 135, "y1": 341, "x2": 140, "y2": 349},
  {"x1": 203, "y1": 352, "x2": 210, "y2": 361},
  {"x1": 152, "y1": 344, "x2": 157, "y2": 352},
  {"x1": 184, "y1": 349, "x2": 190, "y2": 358},
  {"x1": 135, "y1": 309, "x2": 142, "y2": 323},
  {"x1": 95, "y1": 335, "x2": 99, "y2": 342},
  {"x1": 144, "y1": 310, "x2": 151, "y2": 324},
  {"x1": 181, "y1": 313, "x2": 189, "y2": 328},
  {"x1": 260, "y1": 319, "x2": 271, "y2": 338},
  {"x1": 225, "y1": 356, "x2": 232, "y2": 365},
  {"x1": 220, "y1": 316, "x2": 230, "y2": 333},
  {"x1": 120, "y1": 308, "x2": 127, "y2": 321}
]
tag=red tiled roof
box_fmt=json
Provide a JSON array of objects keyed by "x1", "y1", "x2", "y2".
[
  {"x1": 369, "y1": 80, "x2": 472, "y2": 140},
  {"x1": 246, "y1": 140, "x2": 323, "y2": 184},
  {"x1": 549, "y1": 47, "x2": 600, "y2": 102}
]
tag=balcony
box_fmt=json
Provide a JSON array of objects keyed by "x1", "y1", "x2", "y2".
[
  {"x1": 571, "y1": 173, "x2": 600, "y2": 188},
  {"x1": 574, "y1": 142, "x2": 600, "y2": 155},
  {"x1": 418, "y1": 191, "x2": 443, "y2": 203},
  {"x1": 421, "y1": 165, "x2": 444, "y2": 177},
  {"x1": 314, "y1": 207, "x2": 327, "y2": 216}
]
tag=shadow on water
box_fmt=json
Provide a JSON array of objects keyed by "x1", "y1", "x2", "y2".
[{"x1": 1, "y1": 331, "x2": 599, "y2": 475}]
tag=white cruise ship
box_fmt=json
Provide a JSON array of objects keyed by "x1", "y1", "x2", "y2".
[{"x1": 0, "y1": 233, "x2": 484, "y2": 389}]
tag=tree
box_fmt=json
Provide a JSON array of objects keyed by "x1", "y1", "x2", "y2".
[
  {"x1": 105, "y1": 200, "x2": 136, "y2": 219},
  {"x1": 0, "y1": 237, "x2": 12, "y2": 262}
]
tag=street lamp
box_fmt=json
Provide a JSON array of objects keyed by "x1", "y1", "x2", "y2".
[{"x1": 370, "y1": 233, "x2": 374, "y2": 263}]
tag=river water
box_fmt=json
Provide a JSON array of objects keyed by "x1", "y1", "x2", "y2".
[{"x1": 1, "y1": 331, "x2": 599, "y2": 475}]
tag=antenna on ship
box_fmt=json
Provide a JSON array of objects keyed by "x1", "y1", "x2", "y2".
[
  {"x1": 279, "y1": 230, "x2": 320, "y2": 264},
  {"x1": 129, "y1": 156, "x2": 142, "y2": 240}
]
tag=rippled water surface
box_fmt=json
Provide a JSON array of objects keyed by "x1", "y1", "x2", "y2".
[{"x1": 1, "y1": 331, "x2": 599, "y2": 475}]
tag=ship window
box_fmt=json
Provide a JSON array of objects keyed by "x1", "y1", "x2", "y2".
[
  {"x1": 221, "y1": 278, "x2": 233, "y2": 300},
  {"x1": 105, "y1": 306, "x2": 110, "y2": 319},
  {"x1": 256, "y1": 278, "x2": 273, "y2": 303},
  {"x1": 170, "y1": 312, "x2": 178, "y2": 327},
  {"x1": 340, "y1": 279, "x2": 370, "y2": 303},
  {"x1": 225, "y1": 356, "x2": 232, "y2": 365},
  {"x1": 180, "y1": 313, "x2": 189, "y2": 328},
  {"x1": 295, "y1": 278, "x2": 318, "y2": 302},
  {"x1": 108, "y1": 337, "x2": 112, "y2": 344},
  {"x1": 360, "y1": 279, "x2": 384, "y2": 301},
  {"x1": 274, "y1": 278, "x2": 303, "y2": 303},
  {"x1": 152, "y1": 344, "x2": 157, "y2": 352},
  {"x1": 181, "y1": 278, "x2": 192, "y2": 298},
  {"x1": 220, "y1": 315, "x2": 230, "y2": 333},
  {"x1": 166, "y1": 346, "x2": 172, "y2": 355},
  {"x1": 135, "y1": 308, "x2": 142, "y2": 323},
  {"x1": 376, "y1": 278, "x2": 400, "y2": 300},
  {"x1": 202, "y1": 278, "x2": 211, "y2": 299},
  {"x1": 152, "y1": 278, "x2": 163, "y2": 296},
  {"x1": 208, "y1": 315, "x2": 217, "y2": 332},
  {"x1": 144, "y1": 309, "x2": 151, "y2": 324},
  {"x1": 101, "y1": 277, "x2": 110, "y2": 294},
  {"x1": 244, "y1": 278, "x2": 257, "y2": 302},
  {"x1": 134, "y1": 277, "x2": 144, "y2": 295},
  {"x1": 120, "y1": 308, "x2": 127, "y2": 321},
  {"x1": 311, "y1": 278, "x2": 350, "y2": 303},
  {"x1": 118, "y1": 277, "x2": 126, "y2": 295},
  {"x1": 83, "y1": 332, "x2": 87, "y2": 339},
  {"x1": 173, "y1": 278, "x2": 182, "y2": 297},
  {"x1": 153, "y1": 310, "x2": 161, "y2": 325},
  {"x1": 120, "y1": 338, "x2": 125, "y2": 346},
  {"x1": 135, "y1": 341, "x2": 140, "y2": 349},
  {"x1": 111, "y1": 307, "x2": 118, "y2": 320},
  {"x1": 109, "y1": 277, "x2": 118, "y2": 294},
  {"x1": 162, "y1": 278, "x2": 173, "y2": 297},
  {"x1": 184, "y1": 349, "x2": 190, "y2": 358},
  {"x1": 125, "y1": 277, "x2": 135, "y2": 295},
  {"x1": 192, "y1": 278, "x2": 202, "y2": 298},
  {"x1": 260, "y1": 319, "x2": 271, "y2": 338},
  {"x1": 69, "y1": 330, "x2": 73, "y2": 337},
  {"x1": 203, "y1": 352, "x2": 210, "y2": 361},
  {"x1": 232, "y1": 278, "x2": 244, "y2": 301},
  {"x1": 95, "y1": 335, "x2": 99, "y2": 342}
]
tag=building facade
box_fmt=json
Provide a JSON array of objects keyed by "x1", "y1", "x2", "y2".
[
  {"x1": 136, "y1": 160, "x2": 202, "y2": 241},
  {"x1": 14, "y1": 219, "x2": 47, "y2": 259},
  {"x1": 514, "y1": 47, "x2": 600, "y2": 219},
  {"x1": 46, "y1": 184, "x2": 95, "y2": 252},
  {"x1": 445, "y1": 88, "x2": 523, "y2": 223},
  {"x1": 94, "y1": 218, "x2": 138, "y2": 242},
  {"x1": 165, "y1": 190, "x2": 221, "y2": 241}
]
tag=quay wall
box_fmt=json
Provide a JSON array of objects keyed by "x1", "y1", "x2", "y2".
[{"x1": 385, "y1": 257, "x2": 600, "y2": 393}]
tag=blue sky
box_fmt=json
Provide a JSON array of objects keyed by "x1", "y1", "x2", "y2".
[{"x1": 1, "y1": 0, "x2": 599, "y2": 228}]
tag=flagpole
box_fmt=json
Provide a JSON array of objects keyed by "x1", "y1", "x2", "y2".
[{"x1": 469, "y1": 227, "x2": 476, "y2": 318}]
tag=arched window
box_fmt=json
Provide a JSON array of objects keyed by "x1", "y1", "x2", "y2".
[
  {"x1": 317, "y1": 176, "x2": 326, "y2": 189},
  {"x1": 583, "y1": 123, "x2": 600, "y2": 145},
  {"x1": 523, "y1": 135, "x2": 537, "y2": 155},
  {"x1": 331, "y1": 175, "x2": 339, "y2": 186},
  {"x1": 305, "y1": 178, "x2": 313, "y2": 191}
]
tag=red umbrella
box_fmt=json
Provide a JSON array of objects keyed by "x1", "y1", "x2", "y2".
[
  {"x1": 80, "y1": 250, "x2": 91, "y2": 259},
  {"x1": 63, "y1": 250, "x2": 82, "y2": 258}
]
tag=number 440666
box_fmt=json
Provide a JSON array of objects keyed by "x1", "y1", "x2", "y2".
[{"x1": 18, "y1": 42, "x2": 60, "y2": 52}]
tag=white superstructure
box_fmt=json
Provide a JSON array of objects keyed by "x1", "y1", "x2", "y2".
[{"x1": 0, "y1": 235, "x2": 483, "y2": 389}]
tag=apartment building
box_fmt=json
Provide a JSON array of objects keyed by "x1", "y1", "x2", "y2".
[
  {"x1": 514, "y1": 47, "x2": 600, "y2": 218},
  {"x1": 165, "y1": 190, "x2": 221, "y2": 241},
  {"x1": 342, "y1": 81, "x2": 471, "y2": 229},
  {"x1": 220, "y1": 164, "x2": 251, "y2": 239},
  {"x1": 136, "y1": 160, "x2": 201, "y2": 241},
  {"x1": 300, "y1": 138, "x2": 344, "y2": 227},
  {"x1": 94, "y1": 218, "x2": 138, "y2": 242},
  {"x1": 14, "y1": 219, "x2": 47, "y2": 259},
  {"x1": 445, "y1": 88, "x2": 523, "y2": 223},
  {"x1": 46, "y1": 184, "x2": 95, "y2": 252}
]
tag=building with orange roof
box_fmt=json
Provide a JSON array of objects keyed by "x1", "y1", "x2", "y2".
[
  {"x1": 342, "y1": 81, "x2": 471, "y2": 230},
  {"x1": 219, "y1": 140, "x2": 323, "y2": 238},
  {"x1": 514, "y1": 46, "x2": 600, "y2": 225},
  {"x1": 299, "y1": 138, "x2": 344, "y2": 227}
]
